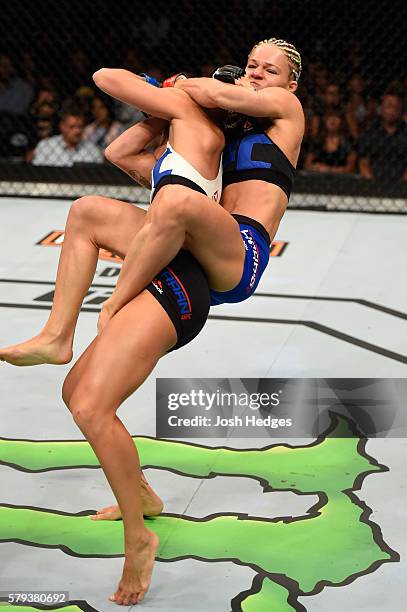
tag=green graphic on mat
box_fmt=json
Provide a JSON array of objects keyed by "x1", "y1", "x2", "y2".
[{"x1": 0, "y1": 415, "x2": 399, "y2": 611}]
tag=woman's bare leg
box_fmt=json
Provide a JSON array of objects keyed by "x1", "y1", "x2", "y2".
[
  {"x1": 100, "y1": 184, "x2": 245, "y2": 328},
  {"x1": 64, "y1": 290, "x2": 177, "y2": 605},
  {"x1": 61, "y1": 337, "x2": 163, "y2": 518},
  {"x1": 0, "y1": 195, "x2": 147, "y2": 366},
  {"x1": 90, "y1": 465, "x2": 164, "y2": 520}
]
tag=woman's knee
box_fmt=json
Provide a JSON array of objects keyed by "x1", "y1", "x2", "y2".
[
  {"x1": 68, "y1": 388, "x2": 111, "y2": 433},
  {"x1": 61, "y1": 375, "x2": 76, "y2": 410},
  {"x1": 69, "y1": 195, "x2": 106, "y2": 227},
  {"x1": 151, "y1": 188, "x2": 195, "y2": 230}
]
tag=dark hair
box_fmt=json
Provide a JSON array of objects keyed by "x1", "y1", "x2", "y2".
[
  {"x1": 325, "y1": 81, "x2": 341, "y2": 90},
  {"x1": 58, "y1": 100, "x2": 85, "y2": 122},
  {"x1": 317, "y1": 109, "x2": 348, "y2": 143},
  {"x1": 92, "y1": 93, "x2": 115, "y2": 124},
  {"x1": 382, "y1": 87, "x2": 403, "y2": 101}
]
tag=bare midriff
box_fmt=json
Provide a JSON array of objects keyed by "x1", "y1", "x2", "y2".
[{"x1": 221, "y1": 180, "x2": 289, "y2": 242}]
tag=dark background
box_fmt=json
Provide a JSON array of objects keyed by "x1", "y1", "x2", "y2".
[{"x1": 2, "y1": 0, "x2": 406, "y2": 93}]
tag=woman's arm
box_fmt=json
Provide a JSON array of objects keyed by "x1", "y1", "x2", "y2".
[
  {"x1": 303, "y1": 150, "x2": 317, "y2": 171},
  {"x1": 93, "y1": 68, "x2": 191, "y2": 120},
  {"x1": 105, "y1": 117, "x2": 168, "y2": 187},
  {"x1": 326, "y1": 151, "x2": 357, "y2": 174},
  {"x1": 305, "y1": 151, "x2": 357, "y2": 174},
  {"x1": 359, "y1": 156, "x2": 374, "y2": 179},
  {"x1": 176, "y1": 77, "x2": 302, "y2": 119}
]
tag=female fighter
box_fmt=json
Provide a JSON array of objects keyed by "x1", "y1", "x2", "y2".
[
  {"x1": 91, "y1": 39, "x2": 304, "y2": 526},
  {"x1": 0, "y1": 74, "x2": 226, "y2": 606},
  {"x1": 94, "y1": 38, "x2": 304, "y2": 331},
  {"x1": 0, "y1": 38, "x2": 304, "y2": 605}
]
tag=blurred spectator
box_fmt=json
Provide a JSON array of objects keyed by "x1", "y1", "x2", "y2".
[
  {"x1": 30, "y1": 88, "x2": 59, "y2": 138},
  {"x1": 31, "y1": 88, "x2": 59, "y2": 116},
  {"x1": 347, "y1": 40, "x2": 368, "y2": 76},
  {"x1": 358, "y1": 93, "x2": 407, "y2": 181},
  {"x1": 113, "y1": 66, "x2": 164, "y2": 129},
  {"x1": 0, "y1": 112, "x2": 36, "y2": 160},
  {"x1": 83, "y1": 95, "x2": 124, "y2": 150},
  {"x1": 113, "y1": 101, "x2": 146, "y2": 130},
  {"x1": 311, "y1": 81, "x2": 342, "y2": 138},
  {"x1": 304, "y1": 110, "x2": 356, "y2": 174},
  {"x1": 296, "y1": 85, "x2": 317, "y2": 169},
  {"x1": 0, "y1": 54, "x2": 34, "y2": 114},
  {"x1": 307, "y1": 60, "x2": 329, "y2": 99},
  {"x1": 345, "y1": 74, "x2": 376, "y2": 139},
  {"x1": 69, "y1": 50, "x2": 93, "y2": 92},
  {"x1": 32, "y1": 106, "x2": 103, "y2": 166},
  {"x1": 73, "y1": 86, "x2": 95, "y2": 124},
  {"x1": 123, "y1": 49, "x2": 143, "y2": 75},
  {"x1": 20, "y1": 52, "x2": 38, "y2": 88}
]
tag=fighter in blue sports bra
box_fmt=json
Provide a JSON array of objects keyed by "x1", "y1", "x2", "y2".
[
  {"x1": 210, "y1": 124, "x2": 296, "y2": 305},
  {"x1": 95, "y1": 37, "x2": 304, "y2": 331}
]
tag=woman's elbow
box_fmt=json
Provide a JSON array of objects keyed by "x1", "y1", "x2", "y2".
[
  {"x1": 92, "y1": 68, "x2": 106, "y2": 86},
  {"x1": 104, "y1": 143, "x2": 121, "y2": 165},
  {"x1": 93, "y1": 67, "x2": 121, "y2": 88}
]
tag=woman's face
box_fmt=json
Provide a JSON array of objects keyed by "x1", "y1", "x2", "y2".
[
  {"x1": 93, "y1": 98, "x2": 109, "y2": 123},
  {"x1": 348, "y1": 75, "x2": 365, "y2": 94},
  {"x1": 324, "y1": 114, "x2": 342, "y2": 132},
  {"x1": 245, "y1": 44, "x2": 297, "y2": 92}
]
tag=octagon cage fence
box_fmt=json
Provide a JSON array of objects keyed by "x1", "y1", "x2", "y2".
[{"x1": 0, "y1": 0, "x2": 406, "y2": 213}]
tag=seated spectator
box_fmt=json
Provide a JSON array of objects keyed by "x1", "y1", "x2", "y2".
[
  {"x1": 65, "y1": 50, "x2": 93, "y2": 97},
  {"x1": 113, "y1": 66, "x2": 164, "y2": 130},
  {"x1": 310, "y1": 81, "x2": 342, "y2": 139},
  {"x1": 32, "y1": 106, "x2": 103, "y2": 166},
  {"x1": 307, "y1": 60, "x2": 328, "y2": 93},
  {"x1": 304, "y1": 110, "x2": 356, "y2": 174},
  {"x1": 296, "y1": 85, "x2": 317, "y2": 169},
  {"x1": 0, "y1": 112, "x2": 36, "y2": 160},
  {"x1": 82, "y1": 95, "x2": 124, "y2": 150},
  {"x1": 0, "y1": 54, "x2": 34, "y2": 115},
  {"x1": 345, "y1": 74, "x2": 376, "y2": 139},
  {"x1": 358, "y1": 92, "x2": 407, "y2": 182},
  {"x1": 73, "y1": 86, "x2": 95, "y2": 124},
  {"x1": 30, "y1": 88, "x2": 59, "y2": 139}
]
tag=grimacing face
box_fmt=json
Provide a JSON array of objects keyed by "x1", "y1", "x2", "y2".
[{"x1": 245, "y1": 44, "x2": 298, "y2": 92}]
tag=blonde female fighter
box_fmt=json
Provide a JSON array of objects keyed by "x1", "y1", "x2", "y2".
[{"x1": 94, "y1": 39, "x2": 304, "y2": 332}]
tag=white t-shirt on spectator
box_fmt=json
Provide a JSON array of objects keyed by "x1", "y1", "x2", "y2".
[{"x1": 32, "y1": 135, "x2": 103, "y2": 166}]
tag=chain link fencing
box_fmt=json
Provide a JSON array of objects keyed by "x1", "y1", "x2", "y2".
[{"x1": 1, "y1": 0, "x2": 406, "y2": 211}]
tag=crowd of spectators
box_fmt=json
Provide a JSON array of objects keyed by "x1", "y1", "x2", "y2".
[{"x1": 0, "y1": 50, "x2": 406, "y2": 183}]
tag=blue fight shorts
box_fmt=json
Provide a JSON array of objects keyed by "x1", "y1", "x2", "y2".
[{"x1": 209, "y1": 214, "x2": 270, "y2": 306}]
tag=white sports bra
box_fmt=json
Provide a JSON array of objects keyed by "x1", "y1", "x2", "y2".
[{"x1": 150, "y1": 143, "x2": 222, "y2": 203}]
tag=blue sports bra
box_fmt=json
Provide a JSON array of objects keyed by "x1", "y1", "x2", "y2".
[{"x1": 222, "y1": 129, "x2": 296, "y2": 198}]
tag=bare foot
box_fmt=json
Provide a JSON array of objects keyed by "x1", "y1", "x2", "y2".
[
  {"x1": 91, "y1": 474, "x2": 164, "y2": 520},
  {"x1": 109, "y1": 529, "x2": 159, "y2": 605},
  {"x1": 0, "y1": 332, "x2": 73, "y2": 366},
  {"x1": 91, "y1": 504, "x2": 123, "y2": 521}
]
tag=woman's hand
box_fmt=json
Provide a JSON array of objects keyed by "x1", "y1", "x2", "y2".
[{"x1": 235, "y1": 76, "x2": 256, "y2": 90}]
